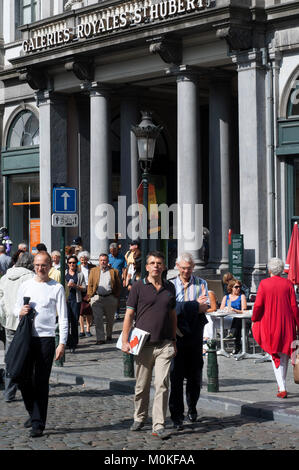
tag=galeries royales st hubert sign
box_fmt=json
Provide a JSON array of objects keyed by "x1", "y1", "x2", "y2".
[{"x1": 22, "y1": 0, "x2": 215, "y2": 53}]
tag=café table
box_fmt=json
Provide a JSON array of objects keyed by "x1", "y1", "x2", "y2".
[
  {"x1": 229, "y1": 310, "x2": 266, "y2": 361},
  {"x1": 206, "y1": 310, "x2": 231, "y2": 358}
]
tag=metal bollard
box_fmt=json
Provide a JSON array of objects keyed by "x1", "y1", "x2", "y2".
[
  {"x1": 206, "y1": 339, "x2": 219, "y2": 392},
  {"x1": 123, "y1": 352, "x2": 134, "y2": 378}
]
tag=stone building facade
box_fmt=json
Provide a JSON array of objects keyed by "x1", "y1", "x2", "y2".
[{"x1": 1, "y1": 0, "x2": 299, "y2": 290}]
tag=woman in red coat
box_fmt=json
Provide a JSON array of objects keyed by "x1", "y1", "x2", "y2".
[{"x1": 252, "y1": 258, "x2": 299, "y2": 398}]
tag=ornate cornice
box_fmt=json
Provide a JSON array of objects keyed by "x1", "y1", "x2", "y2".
[
  {"x1": 65, "y1": 58, "x2": 94, "y2": 82},
  {"x1": 149, "y1": 35, "x2": 182, "y2": 65},
  {"x1": 18, "y1": 67, "x2": 48, "y2": 90},
  {"x1": 216, "y1": 24, "x2": 253, "y2": 52}
]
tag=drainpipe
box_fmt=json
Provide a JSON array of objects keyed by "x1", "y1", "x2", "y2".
[{"x1": 262, "y1": 47, "x2": 276, "y2": 259}]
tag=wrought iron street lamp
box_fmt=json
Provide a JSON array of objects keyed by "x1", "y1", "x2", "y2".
[{"x1": 132, "y1": 111, "x2": 163, "y2": 277}]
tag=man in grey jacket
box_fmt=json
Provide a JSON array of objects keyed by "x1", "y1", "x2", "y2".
[
  {"x1": 0, "y1": 245, "x2": 11, "y2": 276},
  {"x1": 0, "y1": 252, "x2": 34, "y2": 402}
]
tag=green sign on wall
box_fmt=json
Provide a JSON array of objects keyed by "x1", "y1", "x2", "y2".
[{"x1": 229, "y1": 234, "x2": 244, "y2": 282}]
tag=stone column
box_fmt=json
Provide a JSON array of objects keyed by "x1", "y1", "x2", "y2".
[
  {"x1": 89, "y1": 82, "x2": 112, "y2": 260},
  {"x1": 176, "y1": 67, "x2": 203, "y2": 267},
  {"x1": 0, "y1": 0, "x2": 3, "y2": 69},
  {"x1": 0, "y1": 104, "x2": 3, "y2": 150},
  {"x1": 37, "y1": 90, "x2": 68, "y2": 252},
  {"x1": 120, "y1": 94, "x2": 138, "y2": 248},
  {"x1": 76, "y1": 95, "x2": 90, "y2": 251},
  {"x1": 0, "y1": 104, "x2": 4, "y2": 226},
  {"x1": 232, "y1": 50, "x2": 267, "y2": 290},
  {"x1": 208, "y1": 77, "x2": 232, "y2": 271}
]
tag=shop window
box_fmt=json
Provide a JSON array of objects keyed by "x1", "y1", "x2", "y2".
[{"x1": 7, "y1": 110, "x2": 39, "y2": 149}]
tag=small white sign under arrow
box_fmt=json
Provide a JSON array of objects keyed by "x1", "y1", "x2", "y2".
[{"x1": 52, "y1": 213, "x2": 79, "y2": 227}]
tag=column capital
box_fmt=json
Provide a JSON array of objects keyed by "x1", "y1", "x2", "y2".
[
  {"x1": 35, "y1": 89, "x2": 66, "y2": 107},
  {"x1": 81, "y1": 81, "x2": 112, "y2": 97},
  {"x1": 231, "y1": 49, "x2": 266, "y2": 72},
  {"x1": 166, "y1": 65, "x2": 203, "y2": 82}
]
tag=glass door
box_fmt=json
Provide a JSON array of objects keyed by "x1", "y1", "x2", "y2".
[{"x1": 8, "y1": 173, "x2": 40, "y2": 253}]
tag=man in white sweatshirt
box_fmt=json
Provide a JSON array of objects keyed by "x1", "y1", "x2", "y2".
[{"x1": 14, "y1": 251, "x2": 68, "y2": 438}]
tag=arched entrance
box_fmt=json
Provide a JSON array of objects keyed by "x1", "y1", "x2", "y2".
[
  {"x1": 277, "y1": 74, "x2": 299, "y2": 246},
  {"x1": 1, "y1": 109, "x2": 40, "y2": 252}
]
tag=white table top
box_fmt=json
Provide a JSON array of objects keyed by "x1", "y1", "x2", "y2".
[
  {"x1": 229, "y1": 311, "x2": 253, "y2": 319},
  {"x1": 207, "y1": 310, "x2": 253, "y2": 319},
  {"x1": 207, "y1": 310, "x2": 230, "y2": 317}
]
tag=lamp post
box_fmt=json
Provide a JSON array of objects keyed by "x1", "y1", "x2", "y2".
[{"x1": 132, "y1": 111, "x2": 163, "y2": 277}]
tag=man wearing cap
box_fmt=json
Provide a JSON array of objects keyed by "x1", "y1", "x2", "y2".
[{"x1": 88, "y1": 254, "x2": 121, "y2": 344}]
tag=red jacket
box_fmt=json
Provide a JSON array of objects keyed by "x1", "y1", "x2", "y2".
[{"x1": 252, "y1": 275, "x2": 299, "y2": 367}]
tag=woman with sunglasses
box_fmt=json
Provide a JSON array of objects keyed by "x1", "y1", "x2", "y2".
[
  {"x1": 65, "y1": 255, "x2": 86, "y2": 353},
  {"x1": 220, "y1": 279, "x2": 247, "y2": 354}
]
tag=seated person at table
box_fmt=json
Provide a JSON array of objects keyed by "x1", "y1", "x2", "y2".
[
  {"x1": 220, "y1": 279, "x2": 247, "y2": 354},
  {"x1": 222, "y1": 272, "x2": 250, "y2": 301}
]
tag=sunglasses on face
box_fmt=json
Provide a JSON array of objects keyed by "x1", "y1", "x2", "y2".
[
  {"x1": 233, "y1": 285, "x2": 241, "y2": 289},
  {"x1": 68, "y1": 261, "x2": 77, "y2": 264}
]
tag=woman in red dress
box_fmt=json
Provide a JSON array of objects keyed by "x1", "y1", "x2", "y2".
[{"x1": 252, "y1": 258, "x2": 299, "y2": 398}]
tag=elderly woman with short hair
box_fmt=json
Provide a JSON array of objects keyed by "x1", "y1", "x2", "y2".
[
  {"x1": 252, "y1": 258, "x2": 299, "y2": 398},
  {"x1": 78, "y1": 251, "x2": 95, "y2": 338}
]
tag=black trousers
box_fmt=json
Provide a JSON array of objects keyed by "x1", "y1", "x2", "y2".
[
  {"x1": 230, "y1": 318, "x2": 242, "y2": 349},
  {"x1": 169, "y1": 339, "x2": 203, "y2": 422},
  {"x1": 67, "y1": 299, "x2": 81, "y2": 349},
  {"x1": 18, "y1": 337, "x2": 55, "y2": 431}
]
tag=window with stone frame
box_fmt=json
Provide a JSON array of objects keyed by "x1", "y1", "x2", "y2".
[
  {"x1": 15, "y1": 0, "x2": 38, "y2": 39},
  {"x1": 287, "y1": 80, "x2": 299, "y2": 118},
  {"x1": 7, "y1": 110, "x2": 39, "y2": 149},
  {"x1": 21, "y1": 0, "x2": 38, "y2": 24}
]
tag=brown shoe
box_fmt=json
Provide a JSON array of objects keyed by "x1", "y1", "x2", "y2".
[{"x1": 96, "y1": 340, "x2": 106, "y2": 345}]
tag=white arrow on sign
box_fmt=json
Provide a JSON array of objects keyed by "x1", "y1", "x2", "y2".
[{"x1": 61, "y1": 192, "x2": 71, "y2": 211}]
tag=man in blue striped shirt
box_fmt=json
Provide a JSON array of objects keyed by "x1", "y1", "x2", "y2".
[{"x1": 169, "y1": 252, "x2": 209, "y2": 430}]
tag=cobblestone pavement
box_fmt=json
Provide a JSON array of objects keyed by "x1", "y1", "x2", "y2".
[{"x1": 0, "y1": 382, "x2": 299, "y2": 452}]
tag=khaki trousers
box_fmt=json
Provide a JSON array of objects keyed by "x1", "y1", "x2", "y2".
[
  {"x1": 90, "y1": 294, "x2": 118, "y2": 341},
  {"x1": 134, "y1": 340, "x2": 175, "y2": 432}
]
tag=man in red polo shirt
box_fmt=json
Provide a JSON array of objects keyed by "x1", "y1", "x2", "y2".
[{"x1": 122, "y1": 251, "x2": 177, "y2": 440}]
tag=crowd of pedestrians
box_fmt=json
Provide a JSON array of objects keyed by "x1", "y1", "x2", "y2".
[{"x1": 0, "y1": 232, "x2": 299, "y2": 441}]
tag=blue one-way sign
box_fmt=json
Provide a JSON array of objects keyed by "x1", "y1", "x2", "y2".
[{"x1": 53, "y1": 187, "x2": 77, "y2": 213}]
